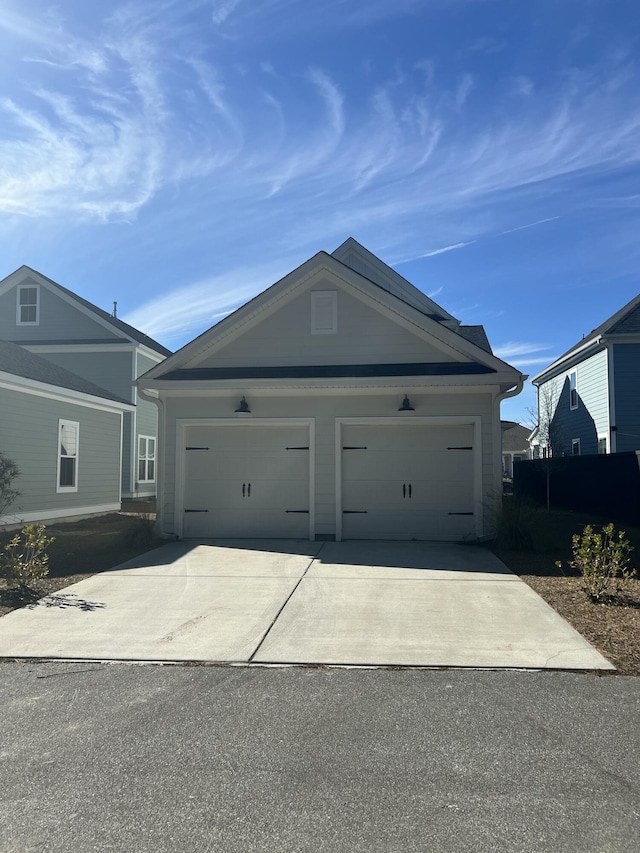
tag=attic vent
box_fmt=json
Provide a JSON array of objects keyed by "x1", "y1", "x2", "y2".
[{"x1": 311, "y1": 291, "x2": 337, "y2": 335}]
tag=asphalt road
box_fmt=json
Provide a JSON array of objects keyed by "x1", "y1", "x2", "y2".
[{"x1": 0, "y1": 663, "x2": 638, "y2": 852}]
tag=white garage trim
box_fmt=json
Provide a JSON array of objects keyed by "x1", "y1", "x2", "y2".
[
  {"x1": 175, "y1": 418, "x2": 315, "y2": 539},
  {"x1": 335, "y1": 416, "x2": 482, "y2": 541}
]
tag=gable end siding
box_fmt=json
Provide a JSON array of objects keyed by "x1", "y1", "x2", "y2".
[{"x1": 0, "y1": 279, "x2": 122, "y2": 343}]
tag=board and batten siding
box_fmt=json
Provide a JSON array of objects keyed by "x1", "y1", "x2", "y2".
[
  {"x1": 612, "y1": 343, "x2": 640, "y2": 452},
  {"x1": 0, "y1": 277, "x2": 122, "y2": 343},
  {"x1": 192, "y1": 282, "x2": 466, "y2": 369},
  {"x1": 160, "y1": 391, "x2": 496, "y2": 540},
  {"x1": 0, "y1": 387, "x2": 122, "y2": 521}
]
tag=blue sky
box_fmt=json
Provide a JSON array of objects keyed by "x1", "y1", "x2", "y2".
[{"x1": 1, "y1": 0, "x2": 639, "y2": 424}]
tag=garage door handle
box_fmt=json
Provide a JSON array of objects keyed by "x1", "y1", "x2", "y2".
[
  {"x1": 247, "y1": 482, "x2": 251, "y2": 497},
  {"x1": 408, "y1": 483, "x2": 412, "y2": 499},
  {"x1": 242, "y1": 483, "x2": 245, "y2": 497}
]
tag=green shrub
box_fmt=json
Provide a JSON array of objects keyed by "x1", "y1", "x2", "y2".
[
  {"x1": 562, "y1": 523, "x2": 636, "y2": 602},
  {"x1": 0, "y1": 452, "x2": 20, "y2": 518},
  {"x1": 1, "y1": 524, "x2": 54, "y2": 590}
]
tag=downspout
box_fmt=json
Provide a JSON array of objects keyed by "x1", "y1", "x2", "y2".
[
  {"x1": 138, "y1": 386, "x2": 173, "y2": 539},
  {"x1": 494, "y1": 373, "x2": 528, "y2": 499}
]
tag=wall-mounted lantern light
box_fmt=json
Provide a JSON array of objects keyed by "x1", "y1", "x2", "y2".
[
  {"x1": 235, "y1": 396, "x2": 251, "y2": 414},
  {"x1": 398, "y1": 394, "x2": 415, "y2": 412}
]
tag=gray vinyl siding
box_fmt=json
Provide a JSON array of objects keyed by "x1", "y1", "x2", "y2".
[
  {"x1": 540, "y1": 349, "x2": 608, "y2": 456},
  {"x1": 121, "y1": 411, "x2": 133, "y2": 494},
  {"x1": 0, "y1": 278, "x2": 122, "y2": 343},
  {"x1": 197, "y1": 282, "x2": 463, "y2": 369},
  {"x1": 38, "y1": 351, "x2": 134, "y2": 401},
  {"x1": 134, "y1": 353, "x2": 162, "y2": 496},
  {"x1": 0, "y1": 387, "x2": 122, "y2": 520},
  {"x1": 160, "y1": 391, "x2": 496, "y2": 539},
  {"x1": 613, "y1": 343, "x2": 640, "y2": 452}
]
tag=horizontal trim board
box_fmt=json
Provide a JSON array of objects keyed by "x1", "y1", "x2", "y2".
[
  {"x1": 158, "y1": 362, "x2": 496, "y2": 381},
  {"x1": 0, "y1": 503, "x2": 121, "y2": 526}
]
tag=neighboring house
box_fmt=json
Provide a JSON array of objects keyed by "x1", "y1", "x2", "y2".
[
  {"x1": 0, "y1": 266, "x2": 171, "y2": 499},
  {"x1": 0, "y1": 341, "x2": 134, "y2": 525},
  {"x1": 531, "y1": 293, "x2": 640, "y2": 457},
  {"x1": 501, "y1": 421, "x2": 532, "y2": 478},
  {"x1": 138, "y1": 238, "x2": 525, "y2": 542}
]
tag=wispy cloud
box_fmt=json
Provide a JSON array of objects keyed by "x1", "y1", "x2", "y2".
[
  {"x1": 492, "y1": 342, "x2": 554, "y2": 368},
  {"x1": 500, "y1": 216, "x2": 560, "y2": 236},
  {"x1": 122, "y1": 260, "x2": 291, "y2": 343}
]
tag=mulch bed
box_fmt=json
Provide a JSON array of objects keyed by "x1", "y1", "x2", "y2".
[{"x1": 0, "y1": 513, "x2": 158, "y2": 619}]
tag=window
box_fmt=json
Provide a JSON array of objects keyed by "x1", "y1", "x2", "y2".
[
  {"x1": 598, "y1": 437, "x2": 607, "y2": 454},
  {"x1": 57, "y1": 420, "x2": 79, "y2": 492},
  {"x1": 138, "y1": 436, "x2": 156, "y2": 482},
  {"x1": 17, "y1": 284, "x2": 39, "y2": 325},
  {"x1": 311, "y1": 291, "x2": 337, "y2": 334},
  {"x1": 571, "y1": 438, "x2": 581, "y2": 457},
  {"x1": 569, "y1": 372, "x2": 578, "y2": 410}
]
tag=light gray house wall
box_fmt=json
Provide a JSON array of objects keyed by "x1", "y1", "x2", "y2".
[
  {"x1": 0, "y1": 386, "x2": 123, "y2": 523},
  {"x1": 34, "y1": 350, "x2": 135, "y2": 401},
  {"x1": 159, "y1": 390, "x2": 497, "y2": 539}
]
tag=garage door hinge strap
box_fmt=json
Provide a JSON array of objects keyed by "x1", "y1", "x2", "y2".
[
  {"x1": 286, "y1": 446, "x2": 309, "y2": 450},
  {"x1": 448, "y1": 512, "x2": 474, "y2": 515},
  {"x1": 343, "y1": 446, "x2": 368, "y2": 450},
  {"x1": 447, "y1": 446, "x2": 473, "y2": 450},
  {"x1": 184, "y1": 509, "x2": 209, "y2": 513},
  {"x1": 343, "y1": 510, "x2": 368, "y2": 514},
  {"x1": 186, "y1": 446, "x2": 210, "y2": 451},
  {"x1": 285, "y1": 510, "x2": 310, "y2": 513}
]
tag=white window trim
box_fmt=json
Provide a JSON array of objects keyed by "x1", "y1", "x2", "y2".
[
  {"x1": 311, "y1": 291, "x2": 338, "y2": 335},
  {"x1": 571, "y1": 438, "x2": 581, "y2": 457},
  {"x1": 569, "y1": 371, "x2": 578, "y2": 410},
  {"x1": 57, "y1": 419, "x2": 79, "y2": 493},
  {"x1": 138, "y1": 435, "x2": 156, "y2": 483},
  {"x1": 16, "y1": 283, "x2": 40, "y2": 326}
]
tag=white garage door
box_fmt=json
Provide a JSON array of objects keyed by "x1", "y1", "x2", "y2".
[
  {"x1": 182, "y1": 424, "x2": 310, "y2": 538},
  {"x1": 341, "y1": 423, "x2": 476, "y2": 541}
]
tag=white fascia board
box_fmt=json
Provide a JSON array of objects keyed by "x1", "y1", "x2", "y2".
[
  {"x1": 24, "y1": 343, "x2": 136, "y2": 354},
  {"x1": 0, "y1": 372, "x2": 135, "y2": 413}
]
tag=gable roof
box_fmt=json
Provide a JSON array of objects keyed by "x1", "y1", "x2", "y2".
[
  {"x1": 0, "y1": 266, "x2": 171, "y2": 357},
  {"x1": 140, "y1": 241, "x2": 519, "y2": 388},
  {"x1": 0, "y1": 340, "x2": 132, "y2": 406},
  {"x1": 331, "y1": 238, "x2": 459, "y2": 327},
  {"x1": 532, "y1": 292, "x2": 640, "y2": 383}
]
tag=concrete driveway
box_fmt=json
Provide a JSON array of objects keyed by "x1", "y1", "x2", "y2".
[{"x1": 0, "y1": 540, "x2": 613, "y2": 669}]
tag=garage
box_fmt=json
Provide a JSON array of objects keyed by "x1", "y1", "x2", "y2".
[
  {"x1": 181, "y1": 422, "x2": 312, "y2": 538},
  {"x1": 339, "y1": 420, "x2": 478, "y2": 541}
]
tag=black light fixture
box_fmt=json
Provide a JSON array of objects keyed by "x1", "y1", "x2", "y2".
[
  {"x1": 235, "y1": 396, "x2": 251, "y2": 413},
  {"x1": 398, "y1": 394, "x2": 415, "y2": 412}
]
